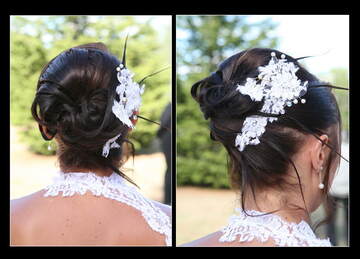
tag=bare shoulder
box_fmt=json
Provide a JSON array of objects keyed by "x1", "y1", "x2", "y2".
[
  {"x1": 103, "y1": 197, "x2": 167, "y2": 245},
  {"x1": 150, "y1": 200, "x2": 172, "y2": 219},
  {"x1": 180, "y1": 231, "x2": 277, "y2": 247},
  {"x1": 10, "y1": 190, "x2": 45, "y2": 219},
  {"x1": 10, "y1": 191, "x2": 45, "y2": 245},
  {"x1": 110, "y1": 199, "x2": 171, "y2": 246}
]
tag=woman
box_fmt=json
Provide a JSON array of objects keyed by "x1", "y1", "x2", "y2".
[
  {"x1": 182, "y1": 48, "x2": 348, "y2": 247},
  {"x1": 10, "y1": 42, "x2": 172, "y2": 246}
]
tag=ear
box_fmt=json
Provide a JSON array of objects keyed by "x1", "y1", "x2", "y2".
[
  {"x1": 38, "y1": 124, "x2": 55, "y2": 140},
  {"x1": 310, "y1": 134, "x2": 329, "y2": 173}
]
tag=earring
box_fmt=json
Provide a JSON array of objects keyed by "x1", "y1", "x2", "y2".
[
  {"x1": 318, "y1": 166, "x2": 324, "y2": 189},
  {"x1": 48, "y1": 142, "x2": 52, "y2": 151}
]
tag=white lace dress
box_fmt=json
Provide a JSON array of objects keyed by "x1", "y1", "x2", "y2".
[
  {"x1": 43, "y1": 171, "x2": 172, "y2": 246},
  {"x1": 219, "y1": 208, "x2": 331, "y2": 247}
]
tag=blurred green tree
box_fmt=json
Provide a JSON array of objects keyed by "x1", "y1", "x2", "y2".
[
  {"x1": 324, "y1": 68, "x2": 349, "y2": 141},
  {"x1": 10, "y1": 16, "x2": 171, "y2": 155},
  {"x1": 176, "y1": 16, "x2": 279, "y2": 188}
]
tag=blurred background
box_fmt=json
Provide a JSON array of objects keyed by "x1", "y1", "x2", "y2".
[
  {"x1": 176, "y1": 15, "x2": 349, "y2": 246},
  {"x1": 10, "y1": 15, "x2": 172, "y2": 205}
]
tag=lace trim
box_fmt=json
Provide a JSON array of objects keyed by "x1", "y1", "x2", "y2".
[
  {"x1": 43, "y1": 172, "x2": 172, "y2": 246},
  {"x1": 219, "y1": 209, "x2": 331, "y2": 247}
]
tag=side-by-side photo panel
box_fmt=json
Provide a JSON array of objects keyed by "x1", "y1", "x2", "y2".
[
  {"x1": 176, "y1": 15, "x2": 349, "y2": 247},
  {"x1": 10, "y1": 15, "x2": 172, "y2": 246},
  {"x1": 9, "y1": 13, "x2": 350, "y2": 248}
]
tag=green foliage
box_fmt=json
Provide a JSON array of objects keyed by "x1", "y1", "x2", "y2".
[
  {"x1": 20, "y1": 124, "x2": 58, "y2": 155},
  {"x1": 10, "y1": 32, "x2": 48, "y2": 126},
  {"x1": 176, "y1": 86, "x2": 230, "y2": 188},
  {"x1": 176, "y1": 16, "x2": 279, "y2": 188},
  {"x1": 177, "y1": 16, "x2": 278, "y2": 79},
  {"x1": 320, "y1": 68, "x2": 349, "y2": 140},
  {"x1": 10, "y1": 16, "x2": 171, "y2": 155}
]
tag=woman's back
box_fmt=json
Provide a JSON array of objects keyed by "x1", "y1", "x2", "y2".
[
  {"x1": 11, "y1": 173, "x2": 171, "y2": 246},
  {"x1": 12, "y1": 42, "x2": 173, "y2": 246}
]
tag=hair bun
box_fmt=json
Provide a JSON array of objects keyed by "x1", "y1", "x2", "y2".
[
  {"x1": 75, "y1": 88, "x2": 108, "y2": 129},
  {"x1": 56, "y1": 87, "x2": 120, "y2": 148},
  {"x1": 32, "y1": 46, "x2": 124, "y2": 150},
  {"x1": 31, "y1": 44, "x2": 138, "y2": 186},
  {"x1": 193, "y1": 71, "x2": 261, "y2": 121},
  {"x1": 34, "y1": 82, "x2": 76, "y2": 128}
]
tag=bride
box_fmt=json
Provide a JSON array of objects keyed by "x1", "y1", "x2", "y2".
[
  {"x1": 10, "y1": 42, "x2": 172, "y2": 246},
  {"x1": 182, "y1": 48, "x2": 348, "y2": 247}
]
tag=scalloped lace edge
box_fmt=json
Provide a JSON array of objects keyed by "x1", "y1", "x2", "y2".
[{"x1": 219, "y1": 209, "x2": 331, "y2": 247}]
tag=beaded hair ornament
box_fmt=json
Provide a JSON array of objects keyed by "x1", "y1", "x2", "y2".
[
  {"x1": 235, "y1": 52, "x2": 308, "y2": 152},
  {"x1": 101, "y1": 38, "x2": 144, "y2": 157},
  {"x1": 102, "y1": 37, "x2": 169, "y2": 157},
  {"x1": 101, "y1": 65, "x2": 144, "y2": 157}
]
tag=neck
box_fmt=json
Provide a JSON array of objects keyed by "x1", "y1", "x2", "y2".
[{"x1": 242, "y1": 187, "x2": 311, "y2": 224}]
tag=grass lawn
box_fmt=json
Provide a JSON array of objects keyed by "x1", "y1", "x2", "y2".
[{"x1": 176, "y1": 186, "x2": 237, "y2": 245}]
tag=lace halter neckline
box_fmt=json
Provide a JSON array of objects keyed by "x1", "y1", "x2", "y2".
[
  {"x1": 43, "y1": 171, "x2": 172, "y2": 246},
  {"x1": 219, "y1": 208, "x2": 331, "y2": 247}
]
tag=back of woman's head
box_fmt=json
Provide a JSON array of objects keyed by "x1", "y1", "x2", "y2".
[
  {"x1": 191, "y1": 48, "x2": 343, "y2": 213},
  {"x1": 31, "y1": 42, "x2": 134, "y2": 183}
]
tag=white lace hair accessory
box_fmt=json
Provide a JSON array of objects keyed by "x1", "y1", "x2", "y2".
[
  {"x1": 102, "y1": 133, "x2": 122, "y2": 157},
  {"x1": 235, "y1": 52, "x2": 309, "y2": 152},
  {"x1": 102, "y1": 64, "x2": 145, "y2": 157},
  {"x1": 113, "y1": 64, "x2": 145, "y2": 129}
]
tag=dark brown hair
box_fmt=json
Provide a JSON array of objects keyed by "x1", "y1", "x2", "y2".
[
  {"x1": 31, "y1": 42, "x2": 136, "y2": 185},
  {"x1": 191, "y1": 48, "x2": 348, "y2": 226}
]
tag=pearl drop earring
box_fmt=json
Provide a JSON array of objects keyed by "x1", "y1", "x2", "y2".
[
  {"x1": 318, "y1": 166, "x2": 324, "y2": 189},
  {"x1": 48, "y1": 142, "x2": 52, "y2": 151}
]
